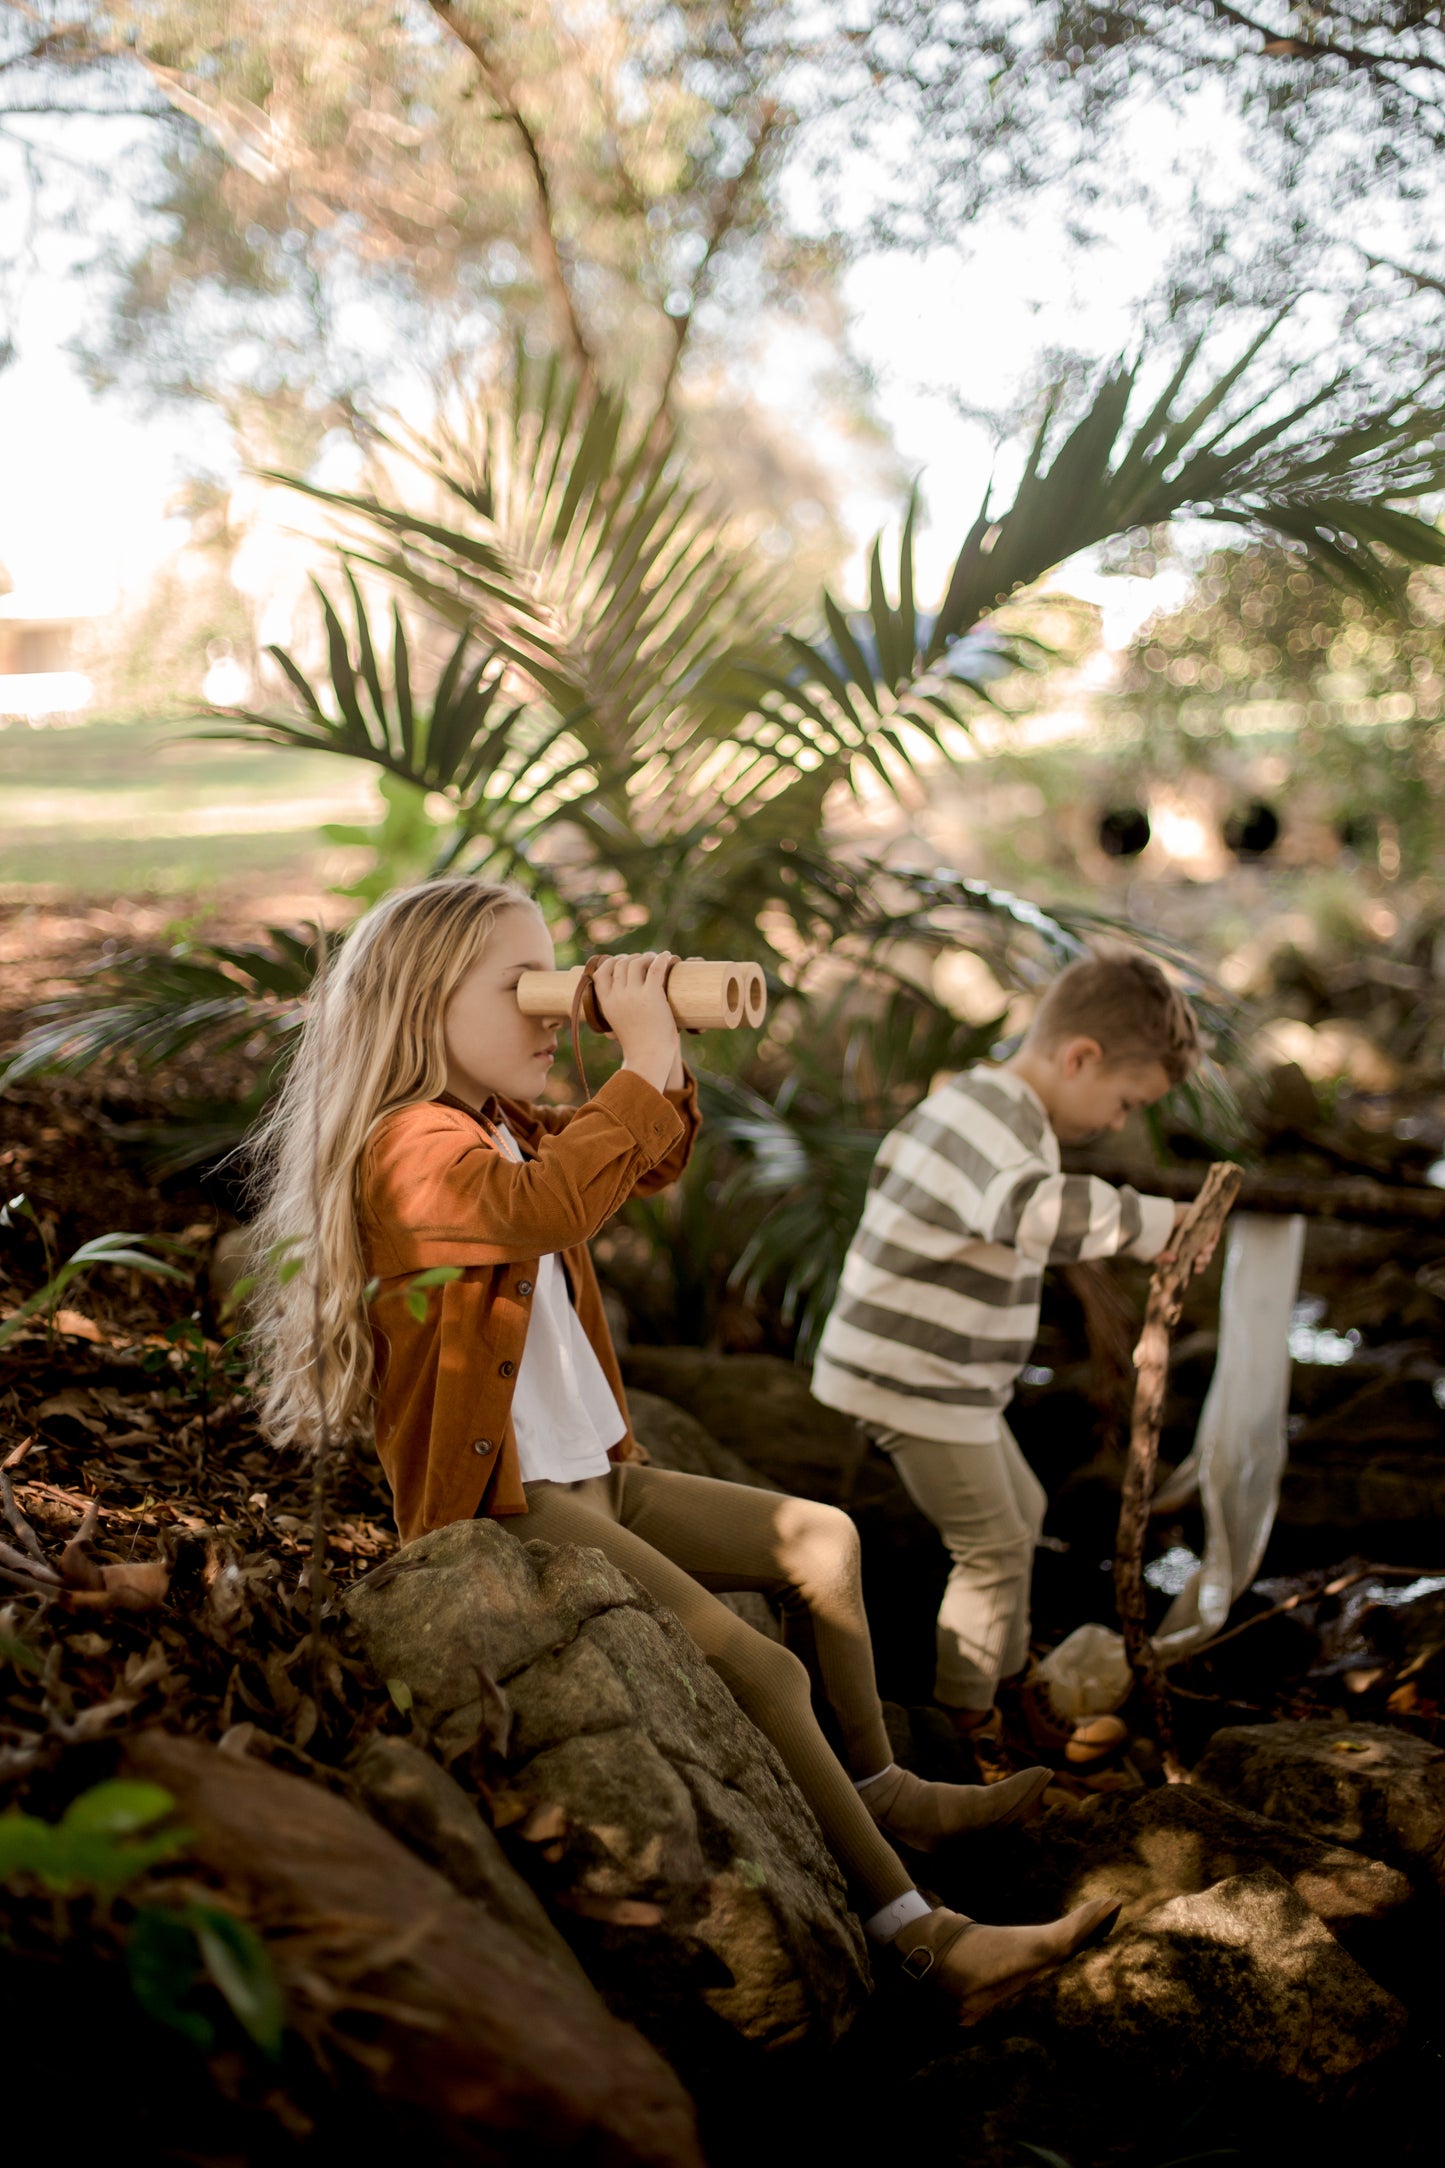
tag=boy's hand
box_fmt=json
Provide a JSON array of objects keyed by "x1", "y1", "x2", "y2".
[
  {"x1": 1155, "y1": 1200, "x2": 1222, "y2": 1275},
  {"x1": 594, "y1": 952, "x2": 681, "y2": 1093}
]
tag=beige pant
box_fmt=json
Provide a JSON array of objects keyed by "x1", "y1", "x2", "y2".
[
  {"x1": 880, "y1": 1420, "x2": 1047, "y2": 1712},
  {"x1": 519, "y1": 1462, "x2": 912, "y2": 1910}
]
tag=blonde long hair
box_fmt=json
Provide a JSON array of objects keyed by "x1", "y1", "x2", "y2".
[{"x1": 247, "y1": 875, "x2": 531, "y2": 1448}]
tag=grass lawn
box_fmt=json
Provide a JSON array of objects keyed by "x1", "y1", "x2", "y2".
[{"x1": 0, "y1": 714, "x2": 379, "y2": 897}]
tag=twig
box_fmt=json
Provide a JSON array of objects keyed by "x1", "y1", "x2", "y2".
[
  {"x1": 427, "y1": 3, "x2": 596, "y2": 389},
  {"x1": 1180, "y1": 1560, "x2": 1445, "y2": 1664},
  {"x1": 0, "y1": 1469, "x2": 47, "y2": 1564},
  {"x1": 2, "y1": 1435, "x2": 35, "y2": 1472},
  {"x1": 1115, "y1": 1162, "x2": 1243, "y2": 1780},
  {"x1": 0, "y1": 1537, "x2": 60, "y2": 1585}
]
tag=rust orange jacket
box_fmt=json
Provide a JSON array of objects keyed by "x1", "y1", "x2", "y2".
[{"x1": 358, "y1": 1066, "x2": 700, "y2": 1542}]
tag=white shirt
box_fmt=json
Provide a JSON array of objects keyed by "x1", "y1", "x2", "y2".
[{"x1": 493, "y1": 1124, "x2": 626, "y2": 1484}]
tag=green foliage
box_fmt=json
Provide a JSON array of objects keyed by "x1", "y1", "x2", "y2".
[
  {"x1": 2, "y1": 1776, "x2": 285, "y2": 2060},
  {"x1": 129, "y1": 1900, "x2": 284, "y2": 2058},
  {"x1": 15, "y1": 335, "x2": 1430, "y2": 1339},
  {"x1": 1118, "y1": 541, "x2": 1445, "y2": 879},
  {"x1": 0, "y1": 1198, "x2": 191, "y2": 1349},
  {"x1": 0, "y1": 927, "x2": 322, "y2": 1089},
  {"x1": 322, "y1": 770, "x2": 452, "y2": 906},
  {"x1": 0, "y1": 1780, "x2": 185, "y2": 1894}
]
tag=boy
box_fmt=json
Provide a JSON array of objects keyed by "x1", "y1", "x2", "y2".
[{"x1": 811, "y1": 950, "x2": 1201, "y2": 1762}]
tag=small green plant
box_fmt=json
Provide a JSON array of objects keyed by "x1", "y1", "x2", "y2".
[
  {"x1": 139, "y1": 1314, "x2": 250, "y2": 1462},
  {"x1": 0, "y1": 1779, "x2": 185, "y2": 1894},
  {"x1": 128, "y1": 1900, "x2": 284, "y2": 2058},
  {"x1": 1, "y1": 1778, "x2": 284, "y2": 2060},
  {"x1": 0, "y1": 1197, "x2": 191, "y2": 1351}
]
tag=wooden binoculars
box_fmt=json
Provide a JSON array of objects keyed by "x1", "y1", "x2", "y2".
[{"x1": 517, "y1": 959, "x2": 767, "y2": 1033}]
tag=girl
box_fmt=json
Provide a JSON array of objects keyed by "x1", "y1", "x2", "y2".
[{"x1": 251, "y1": 876, "x2": 1116, "y2": 2018}]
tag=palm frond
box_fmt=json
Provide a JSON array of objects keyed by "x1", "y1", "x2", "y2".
[
  {"x1": 0, "y1": 932, "x2": 322, "y2": 1090},
  {"x1": 262, "y1": 345, "x2": 782, "y2": 811}
]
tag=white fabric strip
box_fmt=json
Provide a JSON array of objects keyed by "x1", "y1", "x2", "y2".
[{"x1": 864, "y1": 1888, "x2": 932, "y2": 1943}]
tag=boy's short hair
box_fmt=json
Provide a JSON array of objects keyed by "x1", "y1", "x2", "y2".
[{"x1": 1028, "y1": 951, "x2": 1200, "y2": 1085}]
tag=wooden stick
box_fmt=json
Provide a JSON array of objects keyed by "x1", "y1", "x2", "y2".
[
  {"x1": 1114, "y1": 1161, "x2": 1243, "y2": 1780},
  {"x1": 516, "y1": 959, "x2": 766, "y2": 1031}
]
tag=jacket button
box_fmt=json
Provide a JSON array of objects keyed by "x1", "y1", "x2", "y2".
[
  {"x1": 472, "y1": 1438, "x2": 493, "y2": 1456},
  {"x1": 517, "y1": 1279, "x2": 534, "y2": 1297},
  {"x1": 499, "y1": 1359, "x2": 515, "y2": 1377}
]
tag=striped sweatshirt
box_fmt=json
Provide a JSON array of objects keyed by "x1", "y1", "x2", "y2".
[{"x1": 811, "y1": 1066, "x2": 1176, "y2": 1444}]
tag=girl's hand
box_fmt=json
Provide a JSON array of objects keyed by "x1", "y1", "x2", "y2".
[{"x1": 593, "y1": 952, "x2": 681, "y2": 1093}]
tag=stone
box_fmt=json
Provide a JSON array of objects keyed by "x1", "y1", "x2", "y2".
[
  {"x1": 350, "y1": 1735, "x2": 589, "y2": 1982},
  {"x1": 125, "y1": 1730, "x2": 703, "y2": 2168},
  {"x1": 1031, "y1": 1867, "x2": 1407, "y2": 2094},
  {"x1": 344, "y1": 1518, "x2": 871, "y2": 2053},
  {"x1": 622, "y1": 1348, "x2": 869, "y2": 1506},
  {"x1": 937, "y1": 1779, "x2": 1415, "y2": 1986},
  {"x1": 1195, "y1": 1718, "x2": 1445, "y2": 1898},
  {"x1": 628, "y1": 1387, "x2": 780, "y2": 1492}
]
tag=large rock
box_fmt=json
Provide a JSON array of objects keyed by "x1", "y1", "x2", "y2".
[
  {"x1": 628, "y1": 1387, "x2": 780, "y2": 1492},
  {"x1": 343, "y1": 1518, "x2": 870, "y2": 2053},
  {"x1": 622, "y1": 1349, "x2": 868, "y2": 1505},
  {"x1": 126, "y1": 1730, "x2": 702, "y2": 2168},
  {"x1": 1196, "y1": 1720, "x2": 1445, "y2": 1898},
  {"x1": 937, "y1": 1779, "x2": 1415, "y2": 1985},
  {"x1": 1030, "y1": 1867, "x2": 1407, "y2": 2095},
  {"x1": 350, "y1": 1735, "x2": 589, "y2": 1982}
]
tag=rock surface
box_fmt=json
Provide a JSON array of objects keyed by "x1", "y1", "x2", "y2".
[
  {"x1": 622, "y1": 1348, "x2": 868, "y2": 1505},
  {"x1": 1029, "y1": 1866, "x2": 1407, "y2": 2094},
  {"x1": 350, "y1": 1734, "x2": 589, "y2": 1981},
  {"x1": 628, "y1": 1387, "x2": 781, "y2": 1492},
  {"x1": 1196, "y1": 1719, "x2": 1445, "y2": 1897},
  {"x1": 343, "y1": 1518, "x2": 871, "y2": 2052},
  {"x1": 938, "y1": 1778, "x2": 1416, "y2": 1983},
  {"x1": 125, "y1": 1730, "x2": 703, "y2": 2168}
]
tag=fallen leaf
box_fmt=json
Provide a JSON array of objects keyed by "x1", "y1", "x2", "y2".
[
  {"x1": 519, "y1": 1801, "x2": 568, "y2": 1845},
  {"x1": 558, "y1": 1893, "x2": 663, "y2": 1927},
  {"x1": 37, "y1": 1391, "x2": 107, "y2": 1435},
  {"x1": 51, "y1": 1310, "x2": 107, "y2": 1343},
  {"x1": 58, "y1": 1535, "x2": 105, "y2": 1591}
]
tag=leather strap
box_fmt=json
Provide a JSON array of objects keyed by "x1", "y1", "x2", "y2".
[
  {"x1": 569, "y1": 956, "x2": 607, "y2": 1102},
  {"x1": 568, "y1": 955, "x2": 697, "y2": 1103}
]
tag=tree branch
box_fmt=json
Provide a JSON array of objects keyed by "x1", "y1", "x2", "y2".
[
  {"x1": 1114, "y1": 1161, "x2": 1242, "y2": 1780},
  {"x1": 1209, "y1": 1, "x2": 1445, "y2": 84},
  {"x1": 427, "y1": 1, "x2": 595, "y2": 390},
  {"x1": 651, "y1": 98, "x2": 780, "y2": 415}
]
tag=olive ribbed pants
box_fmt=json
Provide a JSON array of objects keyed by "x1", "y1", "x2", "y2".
[{"x1": 519, "y1": 1463, "x2": 912, "y2": 1910}]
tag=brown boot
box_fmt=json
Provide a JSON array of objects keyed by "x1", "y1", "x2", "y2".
[
  {"x1": 892, "y1": 1897, "x2": 1121, "y2": 2024},
  {"x1": 860, "y1": 1763, "x2": 1052, "y2": 1852}
]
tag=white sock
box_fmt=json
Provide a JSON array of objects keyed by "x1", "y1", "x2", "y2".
[
  {"x1": 852, "y1": 1763, "x2": 897, "y2": 1794},
  {"x1": 864, "y1": 1888, "x2": 932, "y2": 1943}
]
